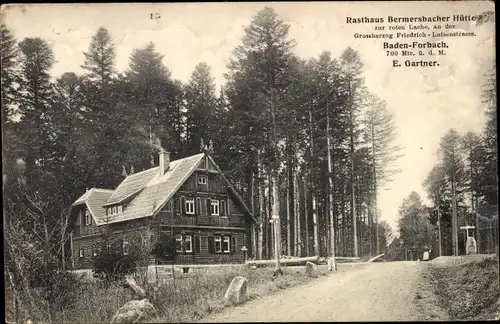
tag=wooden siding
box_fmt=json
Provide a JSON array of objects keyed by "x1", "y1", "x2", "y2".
[
  {"x1": 181, "y1": 171, "x2": 225, "y2": 194},
  {"x1": 72, "y1": 205, "x2": 101, "y2": 237},
  {"x1": 164, "y1": 229, "x2": 246, "y2": 264}
]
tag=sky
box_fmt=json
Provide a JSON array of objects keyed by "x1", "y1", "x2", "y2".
[{"x1": 2, "y1": 2, "x2": 495, "y2": 231}]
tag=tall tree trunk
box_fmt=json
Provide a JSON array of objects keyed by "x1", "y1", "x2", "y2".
[
  {"x1": 349, "y1": 85, "x2": 358, "y2": 257},
  {"x1": 250, "y1": 172, "x2": 257, "y2": 259},
  {"x1": 268, "y1": 175, "x2": 273, "y2": 259},
  {"x1": 303, "y1": 176, "x2": 308, "y2": 256},
  {"x1": 295, "y1": 172, "x2": 301, "y2": 257},
  {"x1": 257, "y1": 152, "x2": 264, "y2": 260},
  {"x1": 308, "y1": 103, "x2": 319, "y2": 257},
  {"x1": 452, "y1": 162, "x2": 459, "y2": 256},
  {"x1": 286, "y1": 164, "x2": 291, "y2": 256},
  {"x1": 312, "y1": 193, "x2": 319, "y2": 257},
  {"x1": 326, "y1": 98, "x2": 336, "y2": 266}
]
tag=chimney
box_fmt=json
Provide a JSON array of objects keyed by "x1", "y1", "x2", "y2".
[{"x1": 158, "y1": 150, "x2": 170, "y2": 176}]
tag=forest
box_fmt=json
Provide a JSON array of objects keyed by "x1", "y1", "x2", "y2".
[
  {"x1": 2, "y1": 6, "x2": 496, "y2": 277},
  {"x1": 391, "y1": 58, "x2": 498, "y2": 260}
]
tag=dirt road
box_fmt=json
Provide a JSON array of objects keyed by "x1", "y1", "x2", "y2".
[{"x1": 203, "y1": 261, "x2": 427, "y2": 322}]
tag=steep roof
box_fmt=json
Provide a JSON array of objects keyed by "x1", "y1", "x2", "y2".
[
  {"x1": 104, "y1": 167, "x2": 159, "y2": 206},
  {"x1": 73, "y1": 152, "x2": 256, "y2": 226},
  {"x1": 72, "y1": 188, "x2": 114, "y2": 225},
  {"x1": 102, "y1": 153, "x2": 205, "y2": 224}
]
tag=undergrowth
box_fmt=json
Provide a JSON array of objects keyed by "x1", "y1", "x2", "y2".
[
  {"x1": 429, "y1": 256, "x2": 499, "y2": 320},
  {"x1": 6, "y1": 265, "x2": 329, "y2": 323}
]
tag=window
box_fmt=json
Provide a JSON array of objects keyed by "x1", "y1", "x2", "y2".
[
  {"x1": 118, "y1": 205, "x2": 122, "y2": 213},
  {"x1": 92, "y1": 244, "x2": 98, "y2": 256},
  {"x1": 79, "y1": 247, "x2": 84, "y2": 258},
  {"x1": 220, "y1": 200, "x2": 226, "y2": 216},
  {"x1": 214, "y1": 236, "x2": 222, "y2": 253},
  {"x1": 175, "y1": 234, "x2": 193, "y2": 253},
  {"x1": 211, "y1": 235, "x2": 232, "y2": 254},
  {"x1": 123, "y1": 241, "x2": 129, "y2": 255},
  {"x1": 197, "y1": 174, "x2": 207, "y2": 185},
  {"x1": 113, "y1": 206, "x2": 117, "y2": 214},
  {"x1": 211, "y1": 200, "x2": 220, "y2": 216},
  {"x1": 84, "y1": 210, "x2": 91, "y2": 225},
  {"x1": 222, "y1": 236, "x2": 231, "y2": 253},
  {"x1": 185, "y1": 198, "x2": 195, "y2": 215}
]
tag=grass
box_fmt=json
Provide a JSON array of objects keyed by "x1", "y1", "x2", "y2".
[
  {"x1": 6, "y1": 264, "x2": 331, "y2": 323},
  {"x1": 428, "y1": 256, "x2": 499, "y2": 320}
]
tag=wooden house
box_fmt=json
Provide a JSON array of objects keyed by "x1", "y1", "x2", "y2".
[{"x1": 70, "y1": 150, "x2": 256, "y2": 269}]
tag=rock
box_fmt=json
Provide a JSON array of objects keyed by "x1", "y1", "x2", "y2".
[
  {"x1": 423, "y1": 251, "x2": 430, "y2": 261},
  {"x1": 306, "y1": 261, "x2": 318, "y2": 278},
  {"x1": 327, "y1": 258, "x2": 336, "y2": 271},
  {"x1": 224, "y1": 276, "x2": 248, "y2": 305},
  {"x1": 111, "y1": 298, "x2": 156, "y2": 323},
  {"x1": 124, "y1": 277, "x2": 147, "y2": 299}
]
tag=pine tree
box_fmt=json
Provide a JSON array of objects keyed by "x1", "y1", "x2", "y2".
[
  {"x1": 184, "y1": 62, "x2": 218, "y2": 156},
  {"x1": 81, "y1": 27, "x2": 116, "y2": 85},
  {"x1": 225, "y1": 7, "x2": 296, "y2": 260},
  {"x1": 1, "y1": 24, "x2": 18, "y2": 126},
  {"x1": 438, "y1": 129, "x2": 466, "y2": 256},
  {"x1": 363, "y1": 94, "x2": 403, "y2": 254},
  {"x1": 339, "y1": 47, "x2": 365, "y2": 257},
  {"x1": 1, "y1": 24, "x2": 20, "y2": 182},
  {"x1": 16, "y1": 37, "x2": 55, "y2": 181}
]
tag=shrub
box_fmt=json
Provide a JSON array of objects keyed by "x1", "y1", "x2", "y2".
[
  {"x1": 93, "y1": 251, "x2": 140, "y2": 282},
  {"x1": 39, "y1": 270, "x2": 82, "y2": 311}
]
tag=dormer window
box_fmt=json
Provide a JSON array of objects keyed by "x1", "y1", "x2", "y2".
[
  {"x1": 198, "y1": 174, "x2": 207, "y2": 185},
  {"x1": 84, "y1": 210, "x2": 91, "y2": 225}
]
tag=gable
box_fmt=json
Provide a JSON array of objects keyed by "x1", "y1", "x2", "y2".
[{"x1": 72, "y1": 188, "x2": 113, "y2": 225}]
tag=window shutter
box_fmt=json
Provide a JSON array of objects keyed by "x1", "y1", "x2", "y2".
[
  {"x1": 226, "y1": 198, "x2": 230, "y2": 216},
  {"x1": 194, "y1": 235, "x2": 201, "y2": 253},
  {"x1": 231, "y1": 236, "x2": 236, "y2": 254},
  {"x1": 196, "y1": 197, "x2": 201, "y2": 215},
  {"x1": 181, "y1": 196, "x2": 185, "y2": 215},
  {"x1": 220, "y1": 200, "x2": 225, "y2": 216},
  {"x1": 175, "y1": 197, "x2": 181, "y2": 213},
  {"x1": 207, "y1": 198, "x2": 212, "y2": 215},
  {"x1": 208, "y1": 236, "x2": 214, "y2": 253}
]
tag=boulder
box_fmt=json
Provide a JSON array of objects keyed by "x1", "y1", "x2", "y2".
[
  {"x1": 422, "y1": 251, "x2": 430, "y2": 261},
  {"x1": 124, "y1": 277, "x2": 147, "y2": 299},
  {"x1": 306, "y1": 261, "x2": 318, "y2": 278},
  {"x1": 327, "y1": 258, "x2": 336, "y2": 271},
  {"x1": 111, "y1": 298, "x2": 156, "y2": 323},
  {"x1": 224, "y1": 276, "x2": 248, "y2": 305}
]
